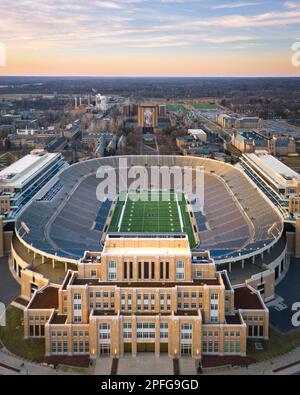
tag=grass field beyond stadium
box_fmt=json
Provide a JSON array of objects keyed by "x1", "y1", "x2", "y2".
[{"x1": 109, "y1": 191, "x2": 196, "y2": 247}]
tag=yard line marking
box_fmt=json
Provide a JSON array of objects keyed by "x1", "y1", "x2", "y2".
[
  {"x1": 176, "y1": 192, "x2": 184, "y2": 232},
  {"x1": 118, "y1": 193, "x2": 128, "y2": 232}
]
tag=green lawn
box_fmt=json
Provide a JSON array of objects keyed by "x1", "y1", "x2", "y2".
[
  {"x1": 0, "y1": 306, "x2": 45, "y2": 360},
  {"x1": 109, "y1": 191, "x2": 196, "y2": 248},
  {"x1": 247, "y1": 327, "x2": 300, "y2": 362},
  {"x1": 166, "y1": 104, "x2": 187, "y2": 112}
]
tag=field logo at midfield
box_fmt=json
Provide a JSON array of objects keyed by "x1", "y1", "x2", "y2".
[
  {"x1": 96, "y1": 158, "x2": 204, "y2": 213},
  {"x1": 0, "y1": 302, "x2": 6, "y2": 327},
  {"x1": 292, "y1": 42, "x2": 300, "y2": 67},
  {"x1": 0, "y1": 43, "x2": 6, "y2": 67}
]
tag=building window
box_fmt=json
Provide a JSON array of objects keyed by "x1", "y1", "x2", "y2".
[
  {"x1": 181, "y1": 323, "x2": 192, "y2": 340},
  {"x1": 51, "y1": 342, "x2": 56, "y2": 353},
  {"x1": 165, "y1": 262, "x2": 169, "y2": 280},
  {"x1": 151, "y1": 262, "x2": 155, "y2": 279},
  {"x1": 176, "y1": 261, "x2": 185, "y2": 280},
  {"x1": 224, "y1": 341, "x2": 228, "y2": 353},
  {"x1": 108, "y1": 261, "x2": 117, "y2": 281},
  {"x1": 230, "y1": 341, "x2": 235, "y2": 353},
  {"x1": 181, "y1": 344, "x2": 192, "y2": 356},
  {"x1": 124, "y1": 262, "x2": 127, "y2": 279},
  {"x1": 123, "y1": 323, "x2": 132, "y2": 339},
  {"x1": 129, "y1": 262, "x2": 133, "y2": 279},
  {"x1": 160, "y1": 262, "x2": 164, "y2": 280},
  {"x1": 144, "y1": 262, "x2": 149, "y2": 280},
  {"x1": 136, "y1": 322, "x2": 155, "y2": 339},
  {"x1": 29, "y1": 325, "x2": 34, "y2": 337}
]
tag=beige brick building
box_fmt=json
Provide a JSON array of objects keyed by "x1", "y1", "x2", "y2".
[{"x1": 23, "y1": 235, "x2": 269, "y2": 359}]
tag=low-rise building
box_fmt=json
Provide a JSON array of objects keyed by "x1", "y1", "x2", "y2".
[
  {"x1": 241, "y1": 150, "x2": 300, "y2": 201},
  {"x1": 217, "y1": 114, "x2": 262, "y2": 130},
  {"x1": 0, "y1": 150, "x2": 67, "y2": 222},
  {"x1": 235, "y1": 117, "x2": 262, "y2": 130},
  {"x1": 232, "y1": 130, "x2": 270, "y2": 153},
  {"x1": 188, "y1": 129, "x2": 207, "y2": 142},
  {"x1": 270, "y1": 136, "x2": 296, "y2": 157},
  {"x1": 216, "y1": 114, "x2": 236, "y2": 129}
]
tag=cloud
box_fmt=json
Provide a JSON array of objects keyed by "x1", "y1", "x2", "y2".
[
  {"x1": 284, "y1": 1, "x2": 300, "y2": 9},
  {"x1": 0, "y1": 0, "x2": 296, "y2": 55},
  {"x1": 210, "y1": 2, "x2": 263, "y2": 10}
]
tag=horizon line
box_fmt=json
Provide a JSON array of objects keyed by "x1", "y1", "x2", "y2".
[{"x1": 1, "y1": 75, "x2": 300, "y2": 79}]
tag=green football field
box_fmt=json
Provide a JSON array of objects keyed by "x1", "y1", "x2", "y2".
[
  {"x1": 109, "y1": 191, "x2": 196, "y2": 247},
  {"x1": 166, "y1": 104, "x2": 187, "y2": 112}
]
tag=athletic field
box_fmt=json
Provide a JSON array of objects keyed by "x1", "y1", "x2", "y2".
[
  {"x1": 166, "y1": 104, "x2": 187, "y2": 112},
  {"x1": 109, "y1": 191, "x2": 196, "y2": 247}
]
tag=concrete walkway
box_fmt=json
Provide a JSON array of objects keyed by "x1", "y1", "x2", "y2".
[
  {"x1": 94, "y1": 357, "x2": 112, "y2": 376},
  {"x1": 201, "y1": 347, "x2": 300, "y2": 375},
  {"x1": 117, "y1": 354, "x2": 173, "y2": 375},
  {"x1": 0, "y1": 346, "x2": 70, "y2": 375}
]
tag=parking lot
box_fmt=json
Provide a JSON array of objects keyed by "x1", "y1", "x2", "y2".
[{"x1": 262, "y1": 120, "x2": 300, "y2": 139}]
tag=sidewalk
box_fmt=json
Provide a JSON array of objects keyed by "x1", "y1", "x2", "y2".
[
  {"x1": 202, "y1": 346, "x2": 300, "y2": 375},
  {"x1": 0, "y1": 346, "x2": 70, "y2": 375}
]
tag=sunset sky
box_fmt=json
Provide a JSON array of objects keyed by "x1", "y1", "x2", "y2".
[{"x1": 0, "y1": 0, "x2": 300, "y2": 76}]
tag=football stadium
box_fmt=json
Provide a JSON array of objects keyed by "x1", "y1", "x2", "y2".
[
  {"x1": 12, "y1": 157, "x2": 283, "y2": 263},
  {"x1": 9, "y1": 155, "x2": 290, "y2": 361},
  {"x1": 14, "y1": 155, "x2": 283, "y2": 263}
]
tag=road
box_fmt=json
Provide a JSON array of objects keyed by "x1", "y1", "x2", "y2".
[{"x1": 0, "y1": 257, "x2": 20, "y2": 307}]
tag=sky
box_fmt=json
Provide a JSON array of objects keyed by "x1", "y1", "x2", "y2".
[{"x1": 0, "y1": 0, "x2": 300, "y2": 76}]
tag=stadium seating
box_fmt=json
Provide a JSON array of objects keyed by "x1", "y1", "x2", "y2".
[{"x1": 15, "y1": 156, "x2": 283, "y2": 261}]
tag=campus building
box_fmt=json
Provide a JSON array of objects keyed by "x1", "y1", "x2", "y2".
[
  {"x1": 9, "y1": 155, "x2": 295, "y2": 361},
  {"x1": 0, "y1": 149, "x2": 66, "y2": 222},
  {"x1": 270, "y1": 136, "x2": 296, "y2": 157},
  {"x1": 138, "y1": 104, "x2": 159, "y2": 131},
  {"x1": 241, "y1": 151, "x2": 300, "y2": 201},
  {"x1": 232, "y1": 130, "x2": 270, "y2": 153},
  {"x1": 23, "y1": 235, "x2": 268, "y2": 359},
  {"x1": 216, "y1": 114, "x2": 236, "y2": 129},
  {"x1": 216, "y1": 115, "x2": 262, "y2": 130},
  {"x1": 235, "y1": 117, "x2": 262, "y2": 130}
]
